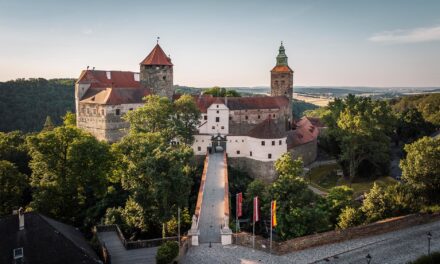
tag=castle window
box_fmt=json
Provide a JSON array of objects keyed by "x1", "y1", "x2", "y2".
[
  {"x1": 273, "y1": 114, "x2": 276, "y2": 118},
  {"x1": 250, "y1": 151, "x2": 252, "y2": 156},
  {"x1": 242, "y1": 139, "x2": 244, "y2": 142},
  {"x1": 204, "y1": 115, "x2": 207, "y2": 120},
  {"x1": 198, "y1": 146, "x2": 201, "y2": 151},
  {"x1": 217, "y1": 110, "x2": 219, "y2": 114},
  {"x1": 129, "y1": 108, "x2": 133, "y2": 111},
  {"x1": 272, "y1": 141, "x2": 275, "y2": 146},
  {"x1": 268, "y1": 154, "x2": 272, "y2": 159},
  {"x1": 229, "y1": 116, "x2": 232, "y2": 120},
  {"x1": 163, "y1": 76, "x2": 166, "y2": 80},
  {"x1": 115, "y1": 109, "x2": 120, "y2": 115},
  {"x1": 279, "y1": 140, "x2": 282, "y2": 145},
  {"x1": 258, "y1": 115, "x2": 260, "y2": 119},
  {"x1": 216, "y1": 117, "x2": 220, "y2": 122},
  {"x1": 221, "y1": 126, "x2": 224, "y2": 129},
  {"x1": 202, "y1": 140, "x2": 204, "y2": 142},
  {"x1": 216, "y1": 105, "x2": 219, "y2": 108},
  {"x1": 236, "y1": 150, "x2": 240, "y2": 155},
  {"x1": 245, "y1": 116, "x2": 249, "y2": 120},
  {"x1": 212, "y1": 126, "x2": 215, "y2": 129},
  {"x1": 261, "y1": 141, "x2": 265, "y2": 146}
]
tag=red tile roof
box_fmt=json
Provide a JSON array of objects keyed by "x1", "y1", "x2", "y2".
[
  {"x1": 247, "y1": 118, "x2": 286, "y2": 139},
  {"x1": 80, "y1": 87, "x2": 151, "y2": 105},
  {"x1": 271, "y1": 65, "x2": 293, "y2": 73},
  {"x1": 287, "y1": 117, "x2": 319, "y2": 148},
  {"x1": 77, "y1": 70, "x2": 141, "y2": 88},
  {"x1": 140, "y1": 44, "x2": 173, "y2": 66},
  {"x1": 188, "y1": 95, "x2": 290, "y2": 113}
]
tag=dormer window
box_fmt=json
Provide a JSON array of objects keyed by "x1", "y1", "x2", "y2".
[{"x1": 13, "y1": 247, "x2": 23, "y2": 262}]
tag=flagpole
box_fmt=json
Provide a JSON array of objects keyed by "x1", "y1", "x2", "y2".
[
  {"x1": 270, "y1": 201, "x2": 273, "y2": 257},
  {"x1": 252, "y1": 197, "x2": 255, "y2": 251},
  {"x1": 177, "y1": 207, "x2": 181, "y2": 246},
  {"x1": 236, "y1": 194, "x2": 239, "y2": 233}
]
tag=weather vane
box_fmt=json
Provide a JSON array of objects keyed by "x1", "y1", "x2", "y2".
[{"x1": 157, "y1": 36, "x2": 160, "y2": 44}]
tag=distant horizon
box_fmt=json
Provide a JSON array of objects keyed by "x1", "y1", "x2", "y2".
[{"x1": 1, "y1": 0, "x2": 440, "y2": 87}]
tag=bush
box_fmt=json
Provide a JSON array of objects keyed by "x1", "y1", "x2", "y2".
[
  {"x1": 337, "y1": 206, "x2": 363, "y2": 229},
  {"x1": 409, "y1": 252, "x2": 440, "y2": 264},
  {"x1": 156, "y1": 241, "x2": 179, "y2": 264}
]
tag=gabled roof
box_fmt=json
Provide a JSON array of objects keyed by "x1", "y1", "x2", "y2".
[
  {"x1": 0, "y1": 212, "x2": 100, "y2": 264},
  {"x1": 247, "y1": 118, "x2": 286, "y2": 139},
  {"x1": 80, "y1": 87, "x2": 151, "y2": 105},
  {"x1": 271, "y1": 65, "x2": 293, "y2": 73},
  {"x1": 140, "y1": 44, "x2": 173, "y2": 66},
  {"x1": 287, "y1": 117, "x2": 319, "y2": 148},
  {"x1": 77, "y1": 70, "x2": 141, "y2": 88},
  {"x1": 189, "y1": 95, "x2": 290, "y2": 113}
]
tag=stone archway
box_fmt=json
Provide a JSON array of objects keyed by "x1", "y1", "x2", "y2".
[{"x1": 211, "y1": 134, "x2": 227, "y2": 153}]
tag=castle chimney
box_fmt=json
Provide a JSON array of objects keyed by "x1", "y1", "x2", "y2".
[{"x1": 18, "y1": 207, "x2": 24, "y2": 230}]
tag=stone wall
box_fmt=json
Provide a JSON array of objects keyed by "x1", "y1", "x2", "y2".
[
  {"x1": 140, "y1": 65, "x2": 174, "y2": 99},
  {"x1": 289, "y1": 139, "x2": 317, "y2": 166},
  {"x1": 233, "y1": 213, "x2": 440, "y2": 255},
  {"x1": 229, "y1": 107, "x2": 289, "y2": 135},
  {"x1": 228, "y1": 157, "x2": 276, "y2": 182}
]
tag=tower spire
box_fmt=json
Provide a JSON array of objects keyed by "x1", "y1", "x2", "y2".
[{"x1": 276, "y1": 41, "x2": 288, "y2": 66}]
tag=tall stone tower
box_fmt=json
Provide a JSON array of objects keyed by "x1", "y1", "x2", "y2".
[
  {"x1": 270, "y1": 42, "x2": 293, "y2": 101},
  {"x1": 140, "y1": 44, "x2": 174, "y2": 100}
]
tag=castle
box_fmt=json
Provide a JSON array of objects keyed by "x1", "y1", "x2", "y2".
[{"x1": 75, "y1": 43, "x2": 320, "y2": 181}]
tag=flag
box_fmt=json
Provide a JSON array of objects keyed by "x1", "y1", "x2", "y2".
[
  {"x1": 237, "y1": 193, "x2": 243, "y2": 218},
  {"x1": 271, "y1": 200, "x2": 277, "y2": 227},
  {"x1": 253, "y1": 196, "x2": 259, "y2": 222}
]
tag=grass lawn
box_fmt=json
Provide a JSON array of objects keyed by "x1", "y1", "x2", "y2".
[{"x1": 306, "y1": 164, "x2": 398, "y2": 197}]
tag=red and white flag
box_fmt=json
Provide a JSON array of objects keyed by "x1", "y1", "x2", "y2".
[
  {"x1": 237, "y1": 192, "x2": 243, "y2": 218},
  {"x1": 253, "y1": 196, "x2": 259, "y2": 222}
]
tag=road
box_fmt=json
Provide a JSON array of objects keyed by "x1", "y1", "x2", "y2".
[
  {"x1": 183, "y1": 219, "x2": 440, "y2": 263},
  {"x1": 198, "y1": 152, "x2": 225, "y2": 244}
]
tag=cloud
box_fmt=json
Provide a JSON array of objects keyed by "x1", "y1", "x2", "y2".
[
  {"x1": 81, "y1": 28, "x2": 93, "y2": 35},
  {"x1": 369, "y1": 25, "x2": 440, "y2": 44}
]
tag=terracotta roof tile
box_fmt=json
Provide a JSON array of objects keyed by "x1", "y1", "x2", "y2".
[
  {"x1": 271, "y1": 65, "x2": 293, "y2": 73},
  {"x1": 80, "y1": 87, "x2": 151, "y2": 105},
  {"x1": 287, "y1": 117, "x2": 319, "y2": 148},
  {"x1": 140, "y1": 44, "x2": 173, "y2": 66},
  {"x1": 247, "y1": 118, "x2": 286, "y2": 139},
  {"x1": 77, "y1": 70, "x2": 141, "y2": 88}
]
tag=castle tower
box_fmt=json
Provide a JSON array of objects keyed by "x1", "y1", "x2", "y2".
[
  {"x1": 270, "y1": 42, "x2": 293, "y2": 101},
  {"x1": 140, "y1": 44, "x2": 174, "y2": 99}
]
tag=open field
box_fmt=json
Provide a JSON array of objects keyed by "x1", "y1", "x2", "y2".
[{"x1": 293, "y1": 93, "x2": 333, "y2": 107}]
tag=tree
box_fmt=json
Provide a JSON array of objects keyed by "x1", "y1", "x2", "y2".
[
  {"x1": 42, "y1": 116, "x2": 55, "y2": 131},
  {"x1": 274, "y1": 153, "x2": 303, "y2": 177},
  {"x1": 244, "y1": 179, "x2": 270, "y2": 232},
  {"x1": 400, "y1": 137, "x2": 440, "y2": 203},
  {"x1": 326, "y1": 186, "x2": 354, "y2": 225},
  {"x1": 63, "y1": 111, "x2": 76, "y2": 127},
  {"x1": 173, "y1": 94, "x2": 201, "y2": 145},
  {"x1": 124, "y1": 95, "x2": 173, "y2": 135},
  {"x1": 27, "y1": 125, "x2": 113, "y2": 227},
  {"x1": 0, "y1": 160, "x2": 28, "y2": 216},
  {"x1": 337, "y1": 206, "x2": 362, "y2": 229},
  {"x1": 271, "y1": 153, "x2": 330, "y2": 239},
  {"x1": 324, "y1": 95, "x2": 395, "y2": 181},
  {"x1": 203, "y1": 86, "x2": 241, "y2": 97},
  {"x1": 360, "y1": 183, "x2": 392, "y2": 223},
  {"x1": 0, "y1": 131, "x2": 30, "y2": 175},
  {"x1": 396, "y1": 108, "x2": 435, "y2": 143}
]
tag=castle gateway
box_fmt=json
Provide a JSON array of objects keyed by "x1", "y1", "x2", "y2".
[{"x1": 75, "y1": 43, "x2": 320, "y2": 181}]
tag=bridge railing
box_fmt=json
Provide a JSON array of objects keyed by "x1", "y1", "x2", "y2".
[
  {"x1": 195, "y1": 153, "x2": 209, "y2": 228},
  {"x1": 223, "y1": 152, "x2": 230, "y2": 220}
]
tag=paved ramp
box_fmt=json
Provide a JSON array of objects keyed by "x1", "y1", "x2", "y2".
[
  {"x1": 97, "y1": 231, "x2": 157, "y2": 264},
  {"x1": 198, "y1": 152, "x2": 226, "y2": 243}
]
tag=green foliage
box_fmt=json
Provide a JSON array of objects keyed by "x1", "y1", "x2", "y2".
[
  {"x1": 391, "y1": 93, "x2": 440, "y2": 126},
  {"x1": 0, "y1": 131, "x2": 30, "y2": 175},
  {"x1": 27, "y1": 124, "x2": 113, "y2": 227},
  {"x1": 172, "y1": 94, "x2": 201, "y2": 144},
  {"x1": 337, "y1": 206, "x2": 362, "y2": 229},
  {"x1": 63, "y1": 111, "x2": 76, "y2": 127},
  {"x1": 326, "y1": 186, "x2": 354, "y2": 225},
  {"x1": 292, "y1": 99, "x2": 318, "y2": 119},
  {"x1": 156, "y1": 241, "x2": 179, "y2": 264},
  {"x1": 203, "y1": 86, "x2": 241, "y2": 97},
  {"x1": 396, "y1": 108, "x2": 435, "y2": 143},
  {"x1": 274, "y1": 153, "x2": 303, "y2": 177},
  {"x1": 165, "y1": 208, "x2": 192, "y2": 237},
  {"x1": 271, "y1": 153, "x2": 330, "y2": 239},
  {"x1": 0, "y1": 160, "x2": 29, "y2": 216},
  {"x1": 42, "y1": 116, "x2": 55, "y2": 131},
  {"x1": 400, "y1": 137, "x2": 440, "y2": 203},
  {"x1": 360, "y1": 183, "x2": 391, "y2": 223},
  {"x1": 303, "y1": 106, "x2": 329, "y2": 119},
  {"x1": 409, "y1": 252, "x2": 440, "y2": 264},
  {"x1": 323, "y1": 95, "x2": 395, "y2": 180},
  {"x1": 0, "y1": 78, "x2": 75, "y2": 132}
]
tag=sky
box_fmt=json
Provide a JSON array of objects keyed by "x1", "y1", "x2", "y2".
[{"x1": 0, "y1": 0, "x2": 440, "y2": 87}]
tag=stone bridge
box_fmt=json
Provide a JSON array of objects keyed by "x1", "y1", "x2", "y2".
[{"x1": 189, "y1": 152, "x2": 232, "y2": 245}]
